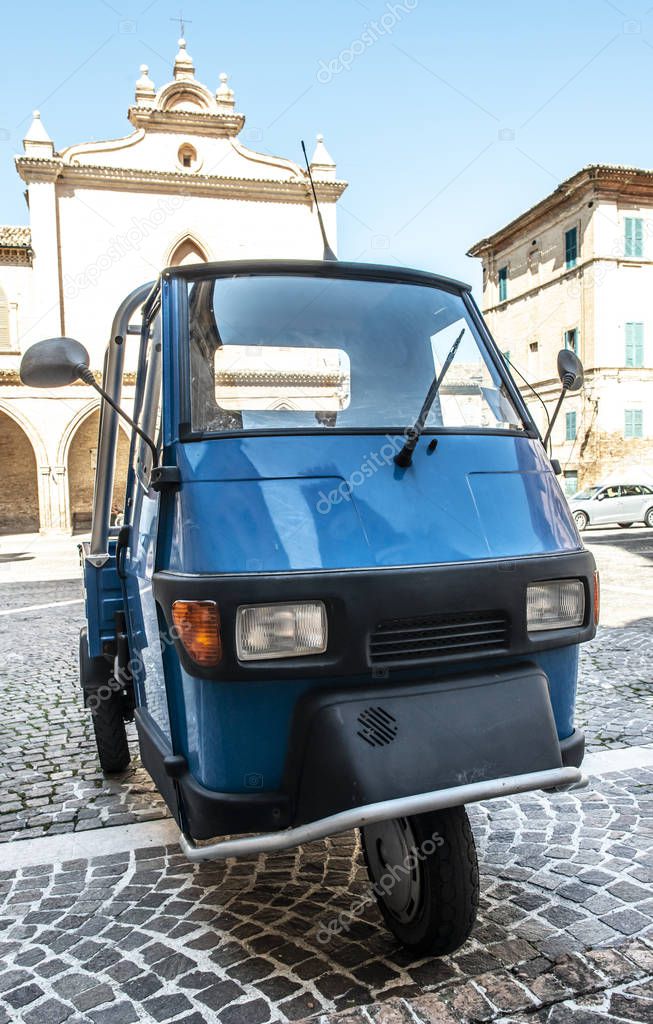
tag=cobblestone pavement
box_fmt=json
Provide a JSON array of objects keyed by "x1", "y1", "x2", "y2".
[
  {"x1": 0, "y1": 529, "x2": 652, "y2": 1023},
  {"x1": 0, "y1": 580, "x2": 167, "y2": 844},
  {"x1": 0, "y1": 767, "x2": 651, "y2": 1024}
]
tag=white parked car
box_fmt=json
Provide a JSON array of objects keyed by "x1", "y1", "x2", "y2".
[{"x1": 569, "y1": 483, "x2": 653, "y2": 530}]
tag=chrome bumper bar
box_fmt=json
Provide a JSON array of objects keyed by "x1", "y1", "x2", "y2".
[{"x1": 179, "y1": 765, "x2": 586, "y2": 863}]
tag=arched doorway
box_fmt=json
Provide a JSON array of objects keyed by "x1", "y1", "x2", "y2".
[
  {"x1": 67, "y1": 411, "x2": 131, "y2": 532},
  {"x1": 0, "y1": 410, "x2": 40, "y2": 533}
]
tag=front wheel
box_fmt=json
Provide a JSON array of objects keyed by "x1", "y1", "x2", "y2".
[
  {"x1": 645, "y1": 507, "x2": 653, "y2": 528},
  {"x1": 361, "y1": 805, "x2": 479, "y2": 957},
  {"x1": 574, "y1": 510, "x2": 589, "y2": 531}
]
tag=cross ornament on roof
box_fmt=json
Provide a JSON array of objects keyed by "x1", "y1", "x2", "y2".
[{"x1": 171, "y1": 11, "x2": 192, "y2": 37}]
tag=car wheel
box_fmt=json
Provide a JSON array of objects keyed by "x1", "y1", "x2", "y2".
[
  {"x1": 573, "y1": 511, "x2": 589, "y2": 531},
  {"x1": 361, "y1": 806, "x2": 479, "y2": 957},
  {"x1": 645, "y1": 507, "x2": 653, "y2": 528},
  {"x1": 618, "y1": 522, "x2": 634, "y2": 528}
]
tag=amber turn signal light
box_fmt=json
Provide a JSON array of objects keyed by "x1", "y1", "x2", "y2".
[
  {"x1": 593, "y1": 570, "x2": 600, "y2": 626},
  {"x1": 172, "y1": 600, "x2": 222, "y2": 667}
]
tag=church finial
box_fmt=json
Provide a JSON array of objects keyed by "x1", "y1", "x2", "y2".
[
  {"x1": 216, "y1": 71, "x2": 235, "y2": 109},
  {"x1": 24, "y1": 110, "x2": 55, "y2": 155},
  {"x1": 310, "y1": 133, "x2": 337, "y2": 179},
  {"x1": 135, "y1": 63, "x2": 156, "y2": 103},
  {"x1": 174, "y1": 35, "x2": 195, "y2": 80}
]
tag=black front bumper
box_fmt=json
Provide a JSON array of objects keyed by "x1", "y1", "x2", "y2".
[{"x1": 136, "y1": 662, "x2": 586, "y2": 841}]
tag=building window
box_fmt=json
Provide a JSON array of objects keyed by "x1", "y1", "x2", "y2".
[
  {"x1": 624, "y1": 408, "x2": 643, "y2": 438},
  {"x1": 624, "y1": 217, "x2": 644, "y2": 258},
  {"x1": 563, "y1": 470, "x2": 578, "y2": 496},
  {"x1": 565, "y1": 410, "x2": 577, "y2": 441},
  {"x1": 178, "y1": 143, "x2": 198, "y2": 170},
  {"x1": 565, "y1": 227, "x2": 578, "y2": 269},
  {"x1": 564, "y1": 328, "x2": 579, "y2": 354},
  {"x1": 498, "y1": 266, "x2": 508, "y2": 302},
  {"x1": 625, "y1": 322, "x2": 644, "y2": 367}
]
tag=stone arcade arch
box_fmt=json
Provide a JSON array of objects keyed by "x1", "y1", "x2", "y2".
[
  {"x1": 65, "y1": 408, "x2": 131, "y2": 532},
  {"x1": 0, "y1": 408, "x2": 40, "y2": 534}
]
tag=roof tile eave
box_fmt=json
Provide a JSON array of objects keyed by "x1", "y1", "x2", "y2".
[
  {"x1": 0, "y1": 225, "x2": 32, "y2": 248},
  {"x1": 467, "y1": 162, "x2": 653, "y2": 257}
]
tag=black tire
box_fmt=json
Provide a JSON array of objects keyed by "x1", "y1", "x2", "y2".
[
  {"x1": 618, "y1": 523, "x2": 634, "y2": 528},
  {"x1": 645, "y1": 507, "x2": 653, "y2": 528},
  {"x1": 90, "y1": 691, "x2": 131, "y2": 774},
  {"x1": 80, "y1": 629, "x2": 130, "y2": 774},
  {"x1": 574, "y1": 511, "x2": 589, "y2": 531},
  {"x1": 361, "y1": 805, "x2": 479, "y2": 957}
]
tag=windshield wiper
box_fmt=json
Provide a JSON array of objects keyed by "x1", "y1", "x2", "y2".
[{"x1": 394, "y1": 327, "x2": 465, "y2": 468}]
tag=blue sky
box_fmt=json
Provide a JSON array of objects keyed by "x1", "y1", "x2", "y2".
[{"x1": 3, "y1": 0, "x2": 653, "y2": 291}]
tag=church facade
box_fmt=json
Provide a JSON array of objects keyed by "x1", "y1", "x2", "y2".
[{"x1": 0, "y1": 38, "x2": 346, "y2": 533}]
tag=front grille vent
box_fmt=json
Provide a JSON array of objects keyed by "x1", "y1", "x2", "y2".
[
  {"x1": 357, "y1": 706, "x2": 398, "y2": 747},
  {"x1": 369, "y1": 610, "x2": 509, "y2": 666}
]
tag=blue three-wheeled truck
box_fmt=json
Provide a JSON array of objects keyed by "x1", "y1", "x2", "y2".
[{"x1": 21, "y1": 259, "x2": 598, "y2": 956}]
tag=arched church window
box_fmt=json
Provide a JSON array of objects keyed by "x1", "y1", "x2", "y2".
[
  {"x1": 169, "y1": 237, "x2": 208, "y2": 266},
  {"x1": 178, "y1": 143, "x2": 198, "y2": 170}
]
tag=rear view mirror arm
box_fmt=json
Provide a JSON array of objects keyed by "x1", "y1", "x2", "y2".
[{"x1": 76, "y1": 364, "x2": 159, "y2": 470}]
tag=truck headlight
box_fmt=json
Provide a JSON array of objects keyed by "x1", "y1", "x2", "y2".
[
  {"x1": 236, "y1": 601, "x2": 327, "y2": 661},
  {"x1": 527, "y1": 579, "x2": 585, "y2": 632}
]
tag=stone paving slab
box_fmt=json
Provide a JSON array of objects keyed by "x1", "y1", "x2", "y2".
[{"x1": 0, "y1": 768, "x2": 651, "y2": 1024}]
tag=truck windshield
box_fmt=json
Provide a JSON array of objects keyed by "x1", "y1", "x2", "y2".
[{"x1": 185, "y1": 273, "x2": 526, "y2": 435}]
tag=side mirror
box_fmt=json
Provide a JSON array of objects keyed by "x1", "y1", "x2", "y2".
[
  {"x1": 557, "y1": 349, "x2": 584, "y2": 392},
  {"x1": 20, "y1": 337, "x2": 90, "y2": 388},
  {"x1": 542, "y1": 349, "x2": 585, "y2": 449}
]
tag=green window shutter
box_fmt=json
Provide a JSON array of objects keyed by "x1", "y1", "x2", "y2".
[
  {"x1": 634, "y1": 409, "x2": 643, "y2": 437},
  {"x1": 635, "y1": 323, "x2": 644, "y2": 365},
  {"x1": 635, "y1": 218, "x2": 644, "y2": 257},
  {"x1": 565, "y1": 227, "x2": 578, "y2": 268},
  {"x1": 625, "y1": 409, "x2": 643, "y2": 438},
  {"x1": 625, "y1": 323, "x2": 644, "y2": 367},
  {"x1": 626, "y1": 218, "x2": 644, "y2": 258},
  {"x1": 565, "y1": 411, "x2": 577, "y2": 441}
]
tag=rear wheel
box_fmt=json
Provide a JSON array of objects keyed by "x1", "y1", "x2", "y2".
[
  {"x1": 91, "y1": 693, "x2": 131, "y2": 774},
  {"x1": 79, "y1": 629, "x2": 131, "y2": 774},
  {"x1": 645, "y1": 507, "x2": 653, "y2": 528},
  {"x1": 361, "y1": 806, "x2": 479, "y2": 957},
  {"x1": 574, "y1": 510, "x2": 589, "y2": 531}
]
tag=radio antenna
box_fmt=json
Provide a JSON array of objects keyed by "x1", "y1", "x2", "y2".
[{"x1": 301, "y1": 140, "x2": 337, "y2": 261}]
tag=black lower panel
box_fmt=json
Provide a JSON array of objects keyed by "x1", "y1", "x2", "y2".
[
  {"x1": 135, "y1": 708, "x2": 291, "y2": 840},
  {"x1": 136, "y1": 664, "x2": 572, "y2": 841},
  {"x1": 284, "y1": 663, "x2": 563, "y2": 826},
  {"x1": 560, "y1": 728, "x2": 585, "y2": 768}
]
